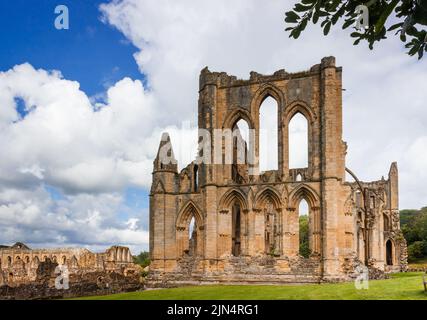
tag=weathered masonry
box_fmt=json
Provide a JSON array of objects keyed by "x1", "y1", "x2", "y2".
[
  {"x1": 0, "y1": 242, "x2": 143, "y2": 299},
  {"x1": 148, "y1": 57, "x2": 407, "y2": 285}
]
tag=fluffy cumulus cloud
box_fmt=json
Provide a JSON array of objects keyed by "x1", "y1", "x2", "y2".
[
  {"x1": 100, "y1": 0, "x2": 427, "y2": 209},
  {"x1": 0, "y1": 61, "x2": 198, "y2": 251},
  {"x1": 0, "y1": 63, "x2": 172, "y2": 252},
  {"x1": 1, "y1": 0, "x2": 427, "y2": 251},
  {"x1": 0, "y1": 64, "x2": 153, "y2": 191},
  {"x1": 0, "y1": 186, "x2": 148, "y2": 252}
]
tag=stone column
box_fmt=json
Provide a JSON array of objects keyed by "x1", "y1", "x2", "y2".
[
  {"x1": 253, "y1": 208, "x2": 264, "y2": 254},
  {"x1": 241, "y1": 209, "x2": 250, "y2": 255},
  {"x1": 247, "y1": 209, "x2": 256, "y2": 256},
  {"x1": 320, "y1": 56, "x2": 344, "y2": 279},
  {"x1": 218, "y1": 209, "x2": 229, "y2": 257},
  {"x1": 204, "y1": 186, "x2": 218, "y2": 260},
  {"x1": 283, "y1": 207, "x2": 298, "y2": 256},
  {"x1": 281, "y1": 122, "x2": 289, "y2": 181},
  {"x1": 275, "y1": 208, "x2": 283, "y2": 255},
  {"x1": 311, "y1": 206, "x2": 321, "y2": 254}
]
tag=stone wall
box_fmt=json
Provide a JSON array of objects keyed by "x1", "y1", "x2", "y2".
[
  {"x1": 0, "y1": 243, "x2": 143, "y2": 299},
  {"x1": 148, "y1": 57, "x2": 407, "y2": 287}
]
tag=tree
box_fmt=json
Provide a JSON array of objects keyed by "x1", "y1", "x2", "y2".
[
  {"x1": 400, "y1": 207, "x2": 427, "y2": 261},
  {"x1": 408, "y1": 241, "x2": 425, "y2": 260},
  {"x1": 133, "y1": 251, "x2": 150, "y2": 268},
  {"x1": 285, "y1": 0, "x2": 427, "y2": 59},
  {"x1": 299, "y1": 215, "x2": 311, "y2": 258}
]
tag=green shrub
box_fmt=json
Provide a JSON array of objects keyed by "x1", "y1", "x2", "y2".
[
  {"x1": 408, "y1": 241, "x2": 425, "y2": 261},
  {"x1": 401, "y1": 207, "x2": 427, "y2": 261},
  {"x1": 133, "y1": 251, "x2": 151, "y2": 268}
]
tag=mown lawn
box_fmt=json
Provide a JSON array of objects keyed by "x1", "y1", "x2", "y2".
[{"x1": 74, "y1": 272, "x2": 427, "y2": 300}]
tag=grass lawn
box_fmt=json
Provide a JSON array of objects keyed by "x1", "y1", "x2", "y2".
[{"x1": 74, "y1": 272, "x2": 427, "y2": 300}]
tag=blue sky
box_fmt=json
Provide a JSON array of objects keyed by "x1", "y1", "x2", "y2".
[{"x1": 0, "y1": 0, "x2": 142, "y2": 97}]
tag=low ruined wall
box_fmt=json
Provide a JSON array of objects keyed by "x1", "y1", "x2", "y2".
[
  {"x1": 0, "y1": 274, "x2": 143, "y2": 300},
  {"x1": 0, "y1": 260, "x2": 143, "y2": 300},
  {"x1": 146, "y1": 255, "x2": 326, "y2": 287},
  {"x1": 146, "y1": 254, "x2": 394, "y2": 287}
]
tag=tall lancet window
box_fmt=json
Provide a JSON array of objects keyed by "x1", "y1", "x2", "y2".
[
  {"x1": 289, "y1": 113, "x2": 308, "y2": 169},
  {"x1": 259, "y1": 96, "x2": 278, "y2": 172}
]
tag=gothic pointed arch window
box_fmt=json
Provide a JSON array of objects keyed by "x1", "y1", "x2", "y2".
[
  {"x1": 70, "y1": 255, "x2": 78, "y2": 268},
  {"x1": 188, "y1": 216, "x2": 197, "y2": 256},
  {"x1": 259, "y1": 96, "x2": 278, "y2": 172},
  {"x1": 32, "y1": 256, "x2": 40, "y2": 268},
  {"x1": 289, "y1": 112, "x2": 308, "y2": 169},
  {"x1": 298, "y1": 199, "x2": 310, "y2": 258},
  {"x1": 231, "y1": 201, "x2": 241, "y2": 256},
  {"x1": 193, "y1": 164, "x2": 199, "y2": 192},
  {"x1": 291, "y1": 186, "x2": 321, "y2": 256},
  {"x1": 176, "y1": 202, "x2": 203, "y2": 258},
  {"x1": 232, "y1": 119, "x2": 249, "y2": 183},
  {"x1": 233, "y1": 119, "x2": 249, "y2": 163},
  {"x1": 386, "y1": 240, "x2": 393, "y2": 265}
]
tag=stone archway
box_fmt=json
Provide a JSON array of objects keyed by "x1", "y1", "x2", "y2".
[
  {"x1": 386, "y1": 239, "x2": 393, "y2": 266},
  {"x1": 176, "y1": 201, "x2": 204, "y2": 258},
  {"x1": 218, "y1": 189, "x2": 249, "y2": 256},
  {"x1": 283, "y1": 101, "x2": 317, "y2": 176},
  {"x1": 254, "y1": 187, "x2": 283, "y2": 255},
  {"x1": 288, "y1": 185, "x2": 321, "y2": 256}
]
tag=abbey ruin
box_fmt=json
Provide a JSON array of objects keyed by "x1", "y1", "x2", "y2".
[
  {"x1": 0, "y1": 242, "x2": 142, "y2": 299},
  {"x1": 148, "y1": 57, "x2": 407, "y2": 285}
]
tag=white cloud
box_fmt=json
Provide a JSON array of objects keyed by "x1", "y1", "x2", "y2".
[
  {"x1": 0, "y1": 64, "x2": 152, "y2": 251},
  {"x1": 0, "y1": 63, "x2": 192, "y2": 193},
  {"x1": 0, "y1": 62, "x2": 197, "y2": 250},
  {"x1": 0, "y1": 186, "x2": 149, "y2": 253}
]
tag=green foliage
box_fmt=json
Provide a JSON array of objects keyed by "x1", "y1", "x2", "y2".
[
  {"x1": 408, "y1": 241, "x2": 426, "y2": 260},
  {"x1": 133, "y1": 251, "x2": 150, "y2": 268},
  {"x1": 400, "y1": 207, "x2": 427, "y2": 261},
  {"x1": 299, "y1": 215, "x2": 311, "y2": 258},
  {"x1": 285, "y1": 0, "x2": 427, "y2": 59}
]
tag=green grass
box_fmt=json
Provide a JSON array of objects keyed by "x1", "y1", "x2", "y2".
[{"x1": 74, "y1": 272, "x2": 427, "y2": 300}]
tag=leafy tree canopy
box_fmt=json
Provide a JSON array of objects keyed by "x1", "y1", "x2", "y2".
[
  {"x1": 400, "y1": 207, "x2": 427, "y2": 261},
  {"x1": 285, "y1": 0, "x2": 427, "y2": 59},
  {"x1": 133, "y1": 251, "x2": 150, "y2": 268}
]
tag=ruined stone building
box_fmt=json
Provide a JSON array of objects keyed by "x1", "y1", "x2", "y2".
[
  {"x1": 148, "y1": 57, "x2": 407, "y2": 285},
  {"x1": 0, "y1": 242, "x2": 140, "y2": 289}
]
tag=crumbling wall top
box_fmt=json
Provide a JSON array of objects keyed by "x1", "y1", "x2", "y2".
[{"x1": 199, "y1": 56, "x2": 341, "y2": 90}]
